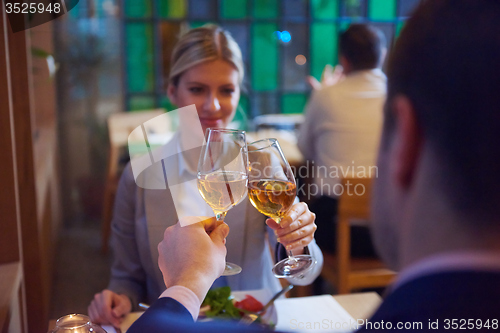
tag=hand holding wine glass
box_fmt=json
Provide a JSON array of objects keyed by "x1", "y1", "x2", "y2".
[
  {"x1": 247, "y1": 138, "x2": 316, "y2": 278},
  {"x1": 265, "y1": 202, "x2": 317, "y2": 254},
  {"x1": 197, "y1": 128, "x2": 248, "y2": 276}
]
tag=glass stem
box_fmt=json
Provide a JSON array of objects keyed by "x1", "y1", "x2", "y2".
[
  {"x1": 276, "y1": 216, "x2": 298, "y2": 264},
  {"x1": 215, "y1": 211, "x2": 227, "y2": 222}
]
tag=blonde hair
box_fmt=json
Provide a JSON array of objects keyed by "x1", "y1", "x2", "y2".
[{"x1": 169, "y1": 24, "x2": 244, "y2": 86}]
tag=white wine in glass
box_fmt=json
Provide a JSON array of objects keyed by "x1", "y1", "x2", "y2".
[
  {"x1": 247, "y1": 180, "x2": 296, "y2": 219},
  {"x1": 197, "y1": 128, "x2": 248, "y2": 276},
  {"x1": 248, "y1": 138, "x2": 316, "y2": 278},
  {"x1": 198, "y1": 171, "x2": 248, "y2": 214}
]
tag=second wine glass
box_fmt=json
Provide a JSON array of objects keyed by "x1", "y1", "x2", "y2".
[
  {"x1": 247, "y1": 138, "x2": 316, "y2": 278},
  {"x1": 197, "y1": 128, "x2": 248, "y2": 276}
]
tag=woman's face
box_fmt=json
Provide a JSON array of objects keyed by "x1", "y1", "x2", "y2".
[{"x1": 168, "y1": 59, "x2": 241, "y2": 133}]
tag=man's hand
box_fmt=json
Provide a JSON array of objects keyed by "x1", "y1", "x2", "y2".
[
  {"x1": 158, "y1": 217, "x2": 229, "y2": 302},
  {"x1": 87, "y1": 289, "x2": 132, "y2": 328},
  {"x1": 307, "y1": 65, "x2": 345, "y2": 90},
  {"x1": 267, "y1": 202, "x2": 317, "y2": 254}
]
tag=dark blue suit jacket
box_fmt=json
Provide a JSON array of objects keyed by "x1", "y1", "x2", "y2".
[
  {"x1": 127, "y1": 297, "x2": 268, "y2": 332},
  {"x1": 359, "y1": 270, "x2": 500, "y2": 332},
  {"x1": 128, "y1": 270, "x2": 500, "y2": 333}
]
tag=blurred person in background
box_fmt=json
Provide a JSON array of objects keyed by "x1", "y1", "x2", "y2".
[
  {"x1": 298, "y1": 24, "x2": 387, "y2": 259},
  {"x1": 88, "y1": 25, "x2": 323, "y2": 328}
]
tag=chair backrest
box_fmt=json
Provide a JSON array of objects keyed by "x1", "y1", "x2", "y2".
[
  {"x1": 102, "y1": 109, "x2": 171, "y2": 253},
  {"x1": 107, "y1": 109, "x2": 169, "y2": 147},
  {"x1": 321, "y1": 177, "x2": 395, "y2": 294},
  {"x1": 338, "y1": 177, "x2": 372, "y2": 222},
  {"x1": 336, "y1": 177, "x2": 374, "y2": 293}
]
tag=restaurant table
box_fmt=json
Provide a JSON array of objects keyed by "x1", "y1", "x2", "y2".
[
  {"x1": 247, "y1": 130, "x2": 304, "y2": 168},
  {"x1": 48, "y1": 292, "x2": 381, "y2": 332},
  {"x1": 331, "y1": 292, "x2": 381, "y2": 321},
  {"x1": 127, "y1": 129, "x2": 304, "y2": 168}
]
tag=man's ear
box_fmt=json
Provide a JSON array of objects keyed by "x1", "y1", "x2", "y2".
[
  {"x1": 391, "y1": 95, "x2": 423, "y2": 189},
  {"x1": 339, "y1": 55, "x2": 351, "y2": 74},
  {"x1": 166, "y1": 84, "x2": 178, "y2": 105}
]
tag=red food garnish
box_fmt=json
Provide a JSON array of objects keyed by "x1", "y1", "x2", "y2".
[{"x1": 234, "y1": 295, "x2": 264, "y2": 313}]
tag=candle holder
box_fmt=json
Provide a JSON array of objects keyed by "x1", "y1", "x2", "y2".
[{"x1": 49, "y1": 314, "x2": 107, "y2": 333}]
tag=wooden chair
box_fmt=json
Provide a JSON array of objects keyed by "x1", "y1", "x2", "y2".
[
  {"x1": 101, "y1": 109, "x2": 169, "y2": 253},
  {"x1": 320, "y1": 177, "x2": 396, "y2": 294}
]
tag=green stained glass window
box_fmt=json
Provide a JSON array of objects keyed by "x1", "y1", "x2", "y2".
[
  {"x1": 396, "y1": 21, "x2": 405, "y2": 37},
  {"x1": 282, "y1": 94, "x2": 307, "y2": 114},
  {"x1": 254, "y1": 93, "x2": 277, "y2": 115},
  {"x1": 126, "y1": 23, "x2": 154, "y2": 93},
  {"x1": 252, "y1": 23, "x2": 278, "y2": 91},
  {"x1": 343, "y1": 0, "x2": 366, "y2": 18},
  {"x1": 124, "y1": 0, "x2": 152, "y2": 18},
  {"x1": 230, "y1": 95, "x2": 250, "y2": 130},
  {"x1": 339, "y1": 21, "x2": 350, "y2": 31},
  {"x1": 369, "y1": 0, "x2": 396, "y2": 20},
  {"x1": 311, "y1": 23, "x2": 338, "y2": 81},
  {"x1": 65, "y1": 0, "x2": 79, "y2": 18},
  {"x1": 224, "y1": 24, "x2": 248, "y2": 62},
  {"x1": 159, "y1": 0, "x2": 187, "y2": 19},
  {"x1": 160, "y1": 96, "x2": 177, "y2": 112},
  {"x1": 121, "y1": 0, "x2": 420, "y2": 119},
  {"x1": 284, "y1": 0, "x2": 307, "y2": 18},
  {"x1": 129, "y1": 96, "x2": 156, "y2": 111},
  {"x1": 253, "y1": 0, "x2": 278, "y2": 18},
  {"x1": 398, "y1": 0, "x2": 420, "y2": 17},
  {"x1": 372, "y1": 23, "x2": 394, "y2": 47},
  {"x1": 239, "y1": 94, "x2": 250, "y2": 116},
  {"x1": 159, "y1": 97, "x2": 180, "y2": 130},
  {"x1": 283, "y1": 23, "x2": 308, "y2": 91},
  {"x1": 159, "y1": 22, "x2": 182, "y2": 88},
  {"x1": 221, "y1": 0, "x2": 247, "y2": 19},
  {"x1": 189, "y1": 0, "x2": 217, "y2": 19},
  {"x1": 190, "y1": 21, "x2": 212, "y2": 28},
  {"x1": 312, "y1": 0, "x2": 338, "y2": 19}
]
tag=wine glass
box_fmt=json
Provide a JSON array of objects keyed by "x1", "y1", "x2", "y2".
[
  {"x1": 247, "y1": 138, "x2": 316, "y2": 278},
  {"x1": 197, "y1": 128, "x2": 248, "y2": 275}
]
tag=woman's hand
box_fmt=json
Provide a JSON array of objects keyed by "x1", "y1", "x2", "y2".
[
  {"x1": 266, "y1": 202, "x2": 317, "y2": 254},
  {"x1": 88, "y1": 289, "x2": 132, "y2": 328}
]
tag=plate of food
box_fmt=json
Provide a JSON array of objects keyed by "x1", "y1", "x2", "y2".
[{"x1": 199, "y1": 286, "x2": 278, "y2": 327}]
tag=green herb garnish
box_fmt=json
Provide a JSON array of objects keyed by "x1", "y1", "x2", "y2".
[{"x1": 201, "y1": 286, "x2": 241, "y2": 319}]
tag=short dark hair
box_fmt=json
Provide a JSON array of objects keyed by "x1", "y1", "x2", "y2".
[
  {"x1": 384, "y1": 0, "x2": 500, "y2": 222},
  {"x1": 339, "y1": 24, "x2": 386, "y2": 71}
]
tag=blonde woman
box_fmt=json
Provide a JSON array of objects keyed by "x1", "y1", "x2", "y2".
[{"x1": 88, "y1": 25, "x2": 323, "y2": 328}]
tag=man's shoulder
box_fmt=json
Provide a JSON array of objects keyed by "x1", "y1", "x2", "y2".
[
  {"x1": 315, "y1": 69, "x2": 386, "y2": 99},
  {"x1": 360, "y1": 270, "x2": 500, "y2": 331}
]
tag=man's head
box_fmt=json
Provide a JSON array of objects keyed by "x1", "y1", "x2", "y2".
[
  {"x1": 372, "y1": 0, "x2": 500, "y2": 269},
  {"x1": 339, "y1": 24, "x2": 386, "y2": 73}
]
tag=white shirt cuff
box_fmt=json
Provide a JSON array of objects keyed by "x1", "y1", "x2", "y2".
[{"x1": 159, "y1": 285, "x2": 201, "y2": 321}]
